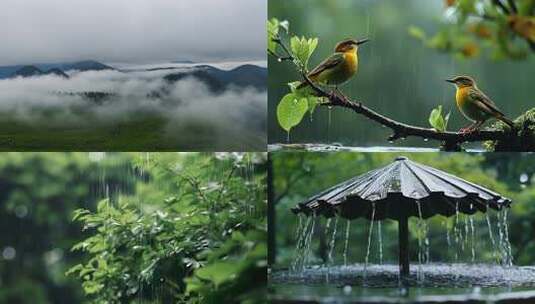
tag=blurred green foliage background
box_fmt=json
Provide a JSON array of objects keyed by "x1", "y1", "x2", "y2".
[
  {"x1": 0, "y1": 153, "x2": 266, "y2": 303},
  {"x1": 270, "y1": 152, "x2": 535, "y2": 268},
  {"x1": 268, "y1": 0, "x2": 534, "y2": 147}
]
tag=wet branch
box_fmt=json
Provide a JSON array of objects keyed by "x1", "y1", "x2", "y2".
[
  {"x1": 303, "y1": 75, "x2": 510, "y2": 147},
  {"x1": 270, "y1": 35, "x2": 514, "y2": 150},
  {"x1": 493, "y1": 0, "x2": 511, "y2": 14}
]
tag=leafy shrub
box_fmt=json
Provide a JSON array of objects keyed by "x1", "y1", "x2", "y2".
[{"x1": 67, "y1": 153, "x2": 267, "y2": 303}]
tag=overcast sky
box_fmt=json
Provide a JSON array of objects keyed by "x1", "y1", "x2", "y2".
[{"x1": 0, "y1": 0, "x2": 266, "y2": 66}]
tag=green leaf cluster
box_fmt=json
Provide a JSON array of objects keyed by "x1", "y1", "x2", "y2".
[
  {"x1": 67, "y1": 153, "x2": 267, "y2": 303},
  {"x1": 269, "y1": 19, "x2": 322, "y2": 134},
  {"x1": 290, "y1": 36, "x2": 318, "y2": 68},
  {"x1": 185, "y1": 228, "x2": 267, "y2": 304},
  {"x1": 0, "y1": 152, "x2": 139, "y2": 304},
  {"x1": 267, "y1": 18, "x2": 289, "y2": 55}
]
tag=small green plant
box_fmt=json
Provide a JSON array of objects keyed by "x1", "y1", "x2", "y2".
[{"x1": 428, "y1": 105, "x2": 451, "y2": 132}]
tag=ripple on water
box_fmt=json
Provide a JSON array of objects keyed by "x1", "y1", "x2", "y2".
[{"x1": 271, "y1": 263, "x2": 535, "y2": 288}]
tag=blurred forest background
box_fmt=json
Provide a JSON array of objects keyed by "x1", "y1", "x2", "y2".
[
  {"x1": 0, "y1": 152, "x2": 266, "y2": 303},
  {"x1": 268, "y1": 0, "x2": 534, "y2": 147},
  {"x1": 270, "y1": 152, "x2": 535, "y2": 268}
]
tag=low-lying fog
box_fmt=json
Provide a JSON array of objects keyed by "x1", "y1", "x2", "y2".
[{"x1": 0, "y1": 65, "x2": 266, "y2": 149}]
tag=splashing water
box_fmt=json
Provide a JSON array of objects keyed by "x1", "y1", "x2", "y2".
[
  {"x1": 290, "y1": 206, "x2": 516, "y2": 287},
  {"x1": 363, "y1": 204, "x2": 376, "y2": 284},
  {"x1": 495, "y1": 210, "x2": 514, "y2": 267},
  {"x1": 453, "y1": 202, "x2": 461, "y2": 264},
  {"x1": 303, "y1": 216, "x2": 317, "y2": 268},
  {"x1": 292, "y1": 216, "x2": 312, "y2": 271},
  {"x1": 469, "y1": 214, "x2": 476, "y2": 263},
  {"x1": 445, "y1": 219, "x2": 451, "y2": 247},
  {"x1": 328, "y1": 217, "x2": 339, "y2": 265},
  {"x1": 486, "y1": 212, "x2": 499, "y2": 263},
  {"x1": 343, "y1": 220, "x2": 351, "y2": 266},
  {"x1": 377, "y1": 221, "x2": 383, "y2": 265},
  {"x1": 503, "y1": 210, "x2": 513, "y2": 267},
  {"x1": 327, "y1": 106, "x2": 333, "y2": 143},
  {"x1": 416, "y1": 200, "x2": 425, "y2": 283},
  {"x1": 326, "y1": 216, "x2": 339, "y2": 282}
]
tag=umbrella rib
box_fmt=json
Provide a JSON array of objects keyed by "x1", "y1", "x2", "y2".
[
  {"x1": 415, "y1": 162, "x2": 504, "y2": 199},
  {"x1": 357, "y1": 163, "x2": 398, "y2": 200},
  {"x1": 410, "y1": 162, "x2": 488, "y2": 199},
  {"x1": 301, "y1": 175, "x2": 361, "y2": 206},
  {"x1": 401, "y1": 161, "x2": 432, "y2": 196},
  {"x1": 301, "y1": 167, "x2": 385, "y2": 211},
  {"x1": 326, "y1": 167, "x2": 385, "y2": 202}
]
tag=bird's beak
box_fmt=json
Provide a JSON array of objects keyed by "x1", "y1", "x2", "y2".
[
  {"x1": 445, "y1": 78, "x2": 456, "y2": 84},
  {"x1": 356, "y1": 38, "x2": 370, "y2": 46}
]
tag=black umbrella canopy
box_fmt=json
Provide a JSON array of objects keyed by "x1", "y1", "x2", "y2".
[
  {"x1": 292, "y1": 156, "x2": 511, "y2": 221},
  {"x1": 292, "y1": 156, "x2": 512, "y2": 277}
]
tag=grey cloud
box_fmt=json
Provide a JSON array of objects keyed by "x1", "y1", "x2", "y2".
[{"x1": 0, "y1": 0, "x2": 266, "y2": 65}]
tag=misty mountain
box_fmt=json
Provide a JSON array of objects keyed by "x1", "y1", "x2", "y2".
[
  {"x1": 46, "y1": 68, "x2": 70, "y2": 78},
  {"x1": 12, "y1": 66, "x2": 43, "y2": 78},
  {"x1": 54, "y1": 60, "x2": 114, "y2": 72},
  {"x1": 1, "y1": 61, "x2": 266, "y2": 103},
  {"x1": 11, "y1": 65, "x2": 70, "y2": 79},
  {"x1": 163, "y1": 64, "x2": 266, "y2": 92},
  {"x1": 0, "y1": 60, "x2": 114, "y2": 79},
  {"x1": 172, "y1": 60, "x2": 196, "y2": 64},
  {"x1": 56, "y1": 64, "x2": 266, "y2": 104}
]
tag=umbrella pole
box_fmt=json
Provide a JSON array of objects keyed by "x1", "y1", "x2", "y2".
[{"x1": 398, "y1": 215, "x2": 409, "y2": 277}]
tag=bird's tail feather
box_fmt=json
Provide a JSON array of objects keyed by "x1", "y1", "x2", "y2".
[{"x1": 498, "y1": 115, "x2": 515, "y2": 128}]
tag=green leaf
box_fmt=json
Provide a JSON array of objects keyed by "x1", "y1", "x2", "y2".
[
  {"x1": 72, "y1": 208, "x2": 89, "y2": 221},
  {"x1": 195, "y1": 261, "x2": 238, "y2": 287},
  {"x1": 288, "y1": 81, "x2": 302, "y2": 93},
  {"x1": 82, "y1": 281, "x2": 104, "y2": 295},
  {"x1": 65, "y1": 264, "x2": 84, "y2": 276},
  {"x1": 267, "y1": 19, "x2": 279, "y2": 54},
  {"x1": 458, "y1": 0, "x2": 476, "y2": 14},
  {"x1": 308, "y1": 38, "x2": 319, "y2": 59},
  {"x1": 96, "y1": 199, "x2": 109, "y2": 213},
  {"x1": 290, "y1": 36, "x2": 318, "y2": 67},
  {"x1": 279, "y1": 20, "x2": 289, "y2": 33},
  {"x1": 408, "y1": 25, "x2": 426, "y2": 41},
  {"x1": 277, "y1": 93, "x2": 308, "y2": 132},
  {"x1": 307, "y1": 96, "x2": 320, "y2": 116},
  {"x1": 429, "y1": 105, "x2": 449, "y2": 132}
]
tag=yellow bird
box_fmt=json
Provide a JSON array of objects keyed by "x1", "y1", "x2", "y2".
[
  {"x1": 298, "y1": 38, "x2": 369, "y2": 90},
  {"x1": 446, "y1": 75, "x2": 514, "y2": 132}
]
